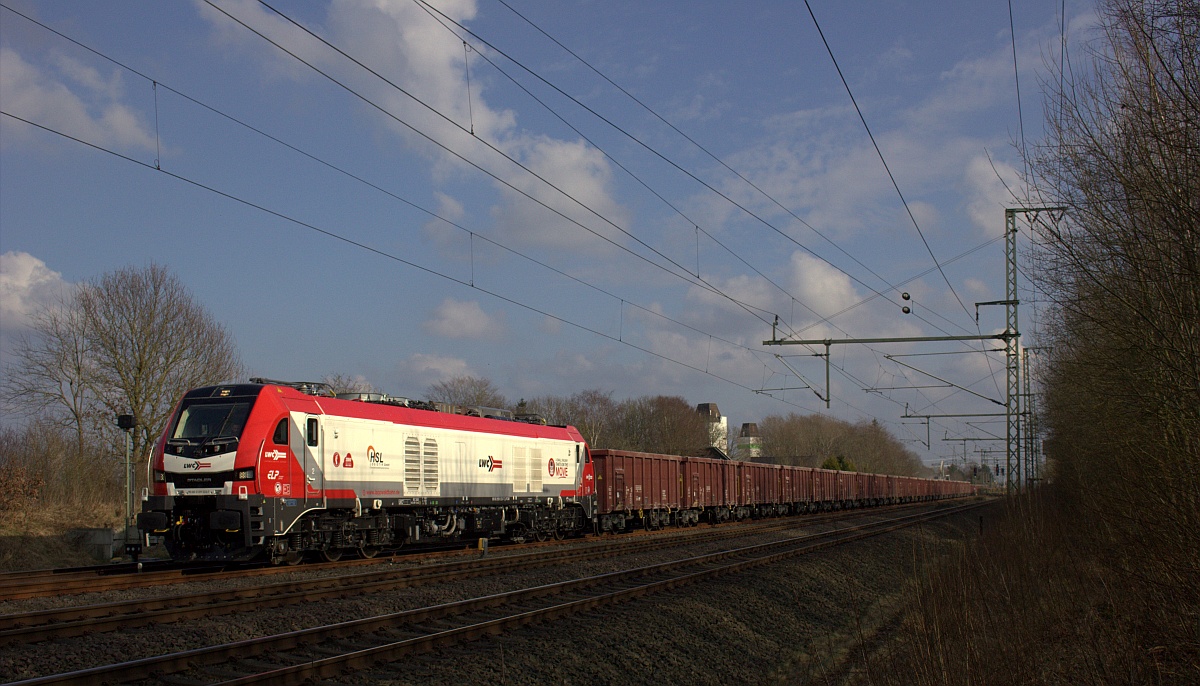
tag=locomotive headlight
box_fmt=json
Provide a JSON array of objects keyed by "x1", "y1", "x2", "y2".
[{"x1": 234, "y1": 468, "x2": 255, "y2": 481}]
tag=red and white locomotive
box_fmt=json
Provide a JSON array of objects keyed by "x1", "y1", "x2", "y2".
[
  {"x1": 138, "y1": 378, "x2": 975, "y2": 564},
  {"x1": 137, "y1": 379, "x2": 595, "y2": 563}
]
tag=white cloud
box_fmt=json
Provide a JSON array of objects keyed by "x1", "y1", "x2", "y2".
[
  {"x1": 399, "y1": 352, "x2": 472, "y2": 385},
  {"x1": 788, "y1": 251, "x2": 860, "y2": 321},
  {"x1": 539, "y1": 316, "x2": 562, "y2": 335},
  {"x1": 199, "y1": 0, "x2": 626, "y2": 255},
  {"x1": 0, "y1": 47, "x2": 157, "y2": 154},
  {"x1": 489, "y1": 134, "x2": 627, "y2": 252},
  {"x1": 963, "y1": 277, "x2": 991, "y2": 299},
  {"x1": 965, "y1": 153, "x2": 1021, "y2": 233},
  {"x1": 0, "y1": 252, "x2": 70, "y2": 332},
  {"x1": 423, "y1": 297, "x2": 502, "y2": 339}
]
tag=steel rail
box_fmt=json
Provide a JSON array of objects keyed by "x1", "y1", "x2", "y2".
[
  {"x1": 7, "y1": 500, "x2": 983, "y2": 686},
  {"x1": 0, "y1": 506, "x2": 868, "y2": 645}
]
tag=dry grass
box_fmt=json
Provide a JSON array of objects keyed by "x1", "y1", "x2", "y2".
[
  {"x1": 849, "y1": 492, "x2": 1200, "y2": 685},
  {"x1": 0, "y1": 499, "x2": 126, "y2": 571}
]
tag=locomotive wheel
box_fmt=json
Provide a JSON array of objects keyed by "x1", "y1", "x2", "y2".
[
  {"x1": 284, "y1": 551, "x2": 304, "y2": 566},
  {"x1": 534, "y1": 530, "x2": 548, "y2": 542},
  {"x1": 322, "y1": 548, "x2": 343, "y2": 562},
  {"x1": 553, "y1": 528, "x2": 565, "y2": 540},
  {"x1": 359, "y1": 546, "x2": 381, "y2": 559}
]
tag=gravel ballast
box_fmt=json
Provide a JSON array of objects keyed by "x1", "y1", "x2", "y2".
[{"x1": 0, "y1": 503, "x2": 988, "y2": 685}]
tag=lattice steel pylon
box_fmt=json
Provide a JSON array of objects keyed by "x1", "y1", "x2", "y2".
[
  {"x1": 1005, "y1": 209, "x2": 1021, "y2": 495},
  {"x1": 1024, "y1": 346, "x2": 1036, "y2": 486}
]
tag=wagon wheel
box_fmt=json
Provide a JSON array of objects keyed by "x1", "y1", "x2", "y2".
[
  {"x1": 534, "y1": 529, "x2": 549, "y2": 542},
  {"x1": 322, "y1": 548, "x2": 343, "y2": 562},
  {"x1": 553, "y1": 528, "x2": 566, "y2": 540},
  {"x1": 283, "y1": 551, "x2": 304, "y2": 566}
]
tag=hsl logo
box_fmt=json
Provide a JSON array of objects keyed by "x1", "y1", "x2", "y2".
[{"x1": 478, "y1": 456, "x2": 503, "y2": 471}]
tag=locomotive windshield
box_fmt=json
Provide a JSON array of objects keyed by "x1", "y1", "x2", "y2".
[{"x1": 171, "y1": 401, "x2": 252, "y2": 441}]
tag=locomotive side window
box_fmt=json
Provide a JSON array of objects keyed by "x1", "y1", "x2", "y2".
[
  {"x1": 272, "y1": 419, "x2": 288, "y2": 445},
  {"x1": 306, "y1": 417, "x2": 319, "y2": 447}
]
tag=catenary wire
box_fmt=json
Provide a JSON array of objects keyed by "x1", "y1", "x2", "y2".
[
  {"x1": 802, "y1": 0, "x2": 973, "y2": 321},
  {"x1": 1, "y1": 3, "x2": 1015, "y2": 439},
  {"x1": 0, "y1": 109, "x2": 814, "y2": 411},
  {"x1": 210, "y1": 0, "x2": 784, "y2": 331},
  {"x1": 418, "y1": 0, "x2": 953, "y2": 336},
  {"x1": 0, "y1": 3, "x2": 804, "y2": 398}
]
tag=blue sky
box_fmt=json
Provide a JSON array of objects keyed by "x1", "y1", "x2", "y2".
[{"x1": 1, "y1": 0, "x2": 1090, "y2": 464}]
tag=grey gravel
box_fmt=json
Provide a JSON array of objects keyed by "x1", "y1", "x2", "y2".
[{"x1": 0, "y1": 505, "x2": 982, "y2": 685}]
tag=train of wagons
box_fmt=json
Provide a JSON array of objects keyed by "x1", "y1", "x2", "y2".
[{"x1": 136, "y1": 379, "x2": 975, "y2": 564}]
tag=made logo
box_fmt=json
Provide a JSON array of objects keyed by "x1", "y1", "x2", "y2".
[{"x1": 548, "y1": 458, "x2": 568, "y2": 479}]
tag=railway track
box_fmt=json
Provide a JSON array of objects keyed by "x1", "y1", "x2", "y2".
[
  {"x1": 5, "y1": 501, "x2": 985, "y2": 685},
  {"x1": 0, "y1": 501, "x2": 949, "y2": 603},
  {"x1": 0, "y1": 548, "x2": 457, "y2": 601},
  {"x1": 0, "y1": 561, "x2": 243, "y2": 601},
  {"x1": 0, "y1": 506, "x2": 875, "y2": 645}
]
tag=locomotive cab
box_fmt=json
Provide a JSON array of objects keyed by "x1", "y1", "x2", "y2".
[{"x1": 137, "y1": 384, "x2": 269, "y2": 560}]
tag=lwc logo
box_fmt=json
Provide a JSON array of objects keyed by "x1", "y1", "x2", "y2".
[{"x1": 479, "y1": 456, "x2": 503, "y2": 471}]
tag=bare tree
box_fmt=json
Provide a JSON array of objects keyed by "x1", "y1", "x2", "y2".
[
  {"x1": 524, "y1": 389, "x2": 617, "y2": 446},
  {"x1": 77, "y1": 264, "x2": 243, "y2": 460},
  {"x1": 610, "y1": 395, "x2": 710, "y2": 455},
  {"x1": 1, "y1": 288, "x2": 96, "y2": 456},
  {"x1": 759, "y1": 413, "x2": 922, "y2": 474},
  {"x1": 322, "y1": 373, "x2": 378, "y2": 395},
  {"x1": 1024, "y1": 0, "x2": 1198, "y2": 670},
  {"x1": 424, "y1": 375, "x2": 507, "y2": 408}
]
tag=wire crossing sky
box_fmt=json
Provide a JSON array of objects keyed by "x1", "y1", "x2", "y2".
[{"x1": 0, "y1": 0, "x2": 1089, "y2": 464}]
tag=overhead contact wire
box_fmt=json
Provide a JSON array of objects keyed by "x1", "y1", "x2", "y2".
[
  {"x1": 243, "y1": 0, "x2": 779, "y2": 329},
  {"x1": 0, "y1": 109, "x2": 806, "y2": 410},
  {"x1": 802, "y1": 0, "x2": 972, "y2": 322}
]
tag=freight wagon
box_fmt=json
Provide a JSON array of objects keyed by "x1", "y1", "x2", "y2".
[{"x1": 590, "y1": 449, "x2": 974, "y2": 531}]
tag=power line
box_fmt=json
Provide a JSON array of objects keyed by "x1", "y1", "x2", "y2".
[
  {"x1": 242, "y1": 3, "x2": 945, "y2": 424},
  {"x1": 415, "y1": 0, "x2": 954, "y2": 337},
  {"x1": 1009, "y1": 0, "x2": 1031, "y2": 197},
  {"x1": 410, "y1": 0, "x2": 827, "y2": 341},
  {"x1": 211, "y1": 0, "x2": 782, "y2": 331},
  {"x1": 416, "y1": 0, "x2": 1016, "y2": 419},
  {"x1": 1, "y1": 108, "x2": 812, "y2": 410},
  {"x1": 3, "y1": 3, "x2": 1019, "y2": 439},
  {"x1": 0, "y1": 3, "x2": 815, "y2": 400},
  {"x1": 802, "y1": 0, "x2": 973, "y2": 321},
  {"x1": 485, "y1": 0, "x2": 917, "y2": 312}
]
